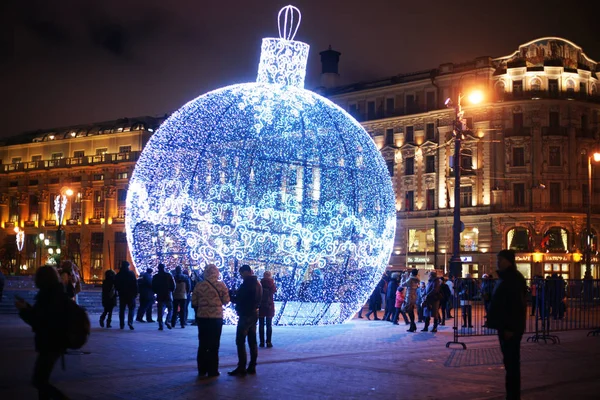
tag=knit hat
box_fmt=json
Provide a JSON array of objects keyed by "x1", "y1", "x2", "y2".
[{"x1": 497, "y1": 249, "x2": 516, "y2": 266}]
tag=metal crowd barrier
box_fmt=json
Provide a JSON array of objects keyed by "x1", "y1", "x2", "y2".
[{"x1": 446, "y1": 278, "x2": 600, "y2": 349}]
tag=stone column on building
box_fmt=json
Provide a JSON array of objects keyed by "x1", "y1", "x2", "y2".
[
  {"x1": 81, "y1": 187, "x2": 94, "y2": 224},
  {"x1": 38, "y1": 190, "x2": 49, "y2": 227},
  {"x1": 104, "y1": 185, "x2": 117, "y2": 273},
  {"x1": 0, "y1": 193, "x2": 8, "y2": 228},
  {"x1": 18, "y1": 192, "x2": 29, "y2": 226}
]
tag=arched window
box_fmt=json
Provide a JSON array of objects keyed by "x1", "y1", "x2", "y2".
[
  {"x1": 461, "y1": 227, "x2": 479, "y2": 251},
  {"x1": 581, "y1": 229, "x2": 598, "y2": 252},
  {"x1": 530, "y1": 78, "x2": 542, "y2": 92},
  {"x1": 495, "y1": 81, "x2": 506, "y2": 100},
  {"x1": 591, "y1": 84, "x2": 597, "y2": 97},
  {"x1": 461, "y1": 149, "x2": 473, "y2": 171},
  {"x1": 566, "y1": 80, "x2": 575, "y2": 95},
  {"x1": 507, "y1": 227, "x2": 531, "y2": 251},
  {"x1": 541, "y1": 227, "x2": 569, "y2": 252}
]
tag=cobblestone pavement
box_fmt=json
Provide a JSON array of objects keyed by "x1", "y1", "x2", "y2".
[{"x1": 1, "y1": 313, "x2": 599, "y2": 400}]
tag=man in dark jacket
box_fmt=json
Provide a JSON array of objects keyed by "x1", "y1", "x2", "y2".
[
  {"x1": 487, "y1": 249, "x2": 527, "y2": 400},
  {"x1": 136, "y1": 268, "x2": 155, "y2": 323},
  {"x1": 152, "y1": 263, "x2": 176, "y2": 330},
  {"x1": 383, "y1": 272, "x2": 400, "y2": 322},
  {"x1": 228, "y1": 265, "x2": 262, "y2": 376},
  {"x1": 114, "y1": 261, "x2": 138, "y2": 330}
]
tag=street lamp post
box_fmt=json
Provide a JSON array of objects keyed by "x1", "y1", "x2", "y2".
[
  {"x1": 54, "y1": 188, "x2": 73, "y2": 264},
  {"x1": 38, "y1": 233, "x2": 45, "y2": 269},
  {"x1": 15, "y1": 227, "x2": 24, "y2": 274},
  {"x1": 585, "y1": 152, "x2": 600, "y2": 276},
  {"x1": 446, "y1": 90, "x2": 484, "y2": 279}
]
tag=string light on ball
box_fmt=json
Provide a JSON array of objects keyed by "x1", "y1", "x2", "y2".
[{"x1": 126, "y1": 5, "x2": 396, "y2": 325}]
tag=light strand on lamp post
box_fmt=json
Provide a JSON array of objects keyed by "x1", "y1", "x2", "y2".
[{"x1": 54, "y1": 194, "x2": 68, "y2": 226}]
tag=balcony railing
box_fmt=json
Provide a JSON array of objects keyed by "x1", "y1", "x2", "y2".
[
  {"x1": 351, "y1": 105, "x2": 444, "y2": 122},
  {"x1": 492, "y1": 203, "x2": 600, "y2": 214},
  {"x1": 542, "y1": 126, "x2": 568, "y2": 136},
  {"x1": 504, "y1": 127, "x2": 532, "y2": 137},
  {"x1": 1, "y1": 151, "x2": 140, "y2": 173},
  {"x1": 500, "y1": 91, "x2": 600, "y2": 104}
]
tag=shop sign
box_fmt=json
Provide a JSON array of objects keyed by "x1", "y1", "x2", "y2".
[
  {"x1": 515, "y1": 255, "x2": 532, "y2": 262},
  {"x1": 408, "y1": 256, "x2": 432, "y2": 263},
  {"x1": 460, "y1": 256, "x2": 473, "y2": 262},
  {"x1": 544, "y1": 255, "x2": 570, "y2": 262}
]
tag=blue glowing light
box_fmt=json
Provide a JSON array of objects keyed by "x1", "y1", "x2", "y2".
[{"x1": 126, "y1": 5, "x2": 396, "y2": 325}]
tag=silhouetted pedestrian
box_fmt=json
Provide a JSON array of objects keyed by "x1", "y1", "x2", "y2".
[
  {"x1": 152, "y1": 263, "x2": 175, "y2": 330},
  {"x1": 421, "y1": 271, "x2": 441, "y2": 333},
  {"x1": 136, "y1": 268, "x2": 155, "y2": 323},
  {"x1": 114, "y1": 261, "x2": 138, "y2": 330},
  {"x1": 400, "y1": 269, "x2": 420, "y2": 332},
  {"x1": 259, "y1": 271, "x2": 277, "y2": 348},
  {"x1": 100, "y1": 269, "x2": 117, "y2": 328},
  {"x1": 488, "y1": 249, "x2": 527, "y2": 400},
  {"x1": 172, "y1": 266, "x2": 191, "y2": 328}
]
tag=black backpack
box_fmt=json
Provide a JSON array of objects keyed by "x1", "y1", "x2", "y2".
[{"x1": 64, "y1": 300, "x2": 91, "y2": 350}]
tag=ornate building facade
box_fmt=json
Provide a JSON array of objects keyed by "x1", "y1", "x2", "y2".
[
  {"x1": 324, "y1": 37, "x2": 600, "y2": 279},
  {"x1": 1, "y1": 37, "x2": 598, "y2": 281},
  {"x1": 0, "y1": 117, "x2": 164, "y2": 282}
]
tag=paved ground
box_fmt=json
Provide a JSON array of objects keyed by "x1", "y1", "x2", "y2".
[{"x1": 1, "y1": 312, "x2": 599, "y2": 400}]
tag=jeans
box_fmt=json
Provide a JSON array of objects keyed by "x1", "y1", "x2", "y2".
[
  {"x1": 499, "y1": 333, "x2": 522, "y2": 400},
  {"x1": 236, "y1": 314, "x2": 258, "y2": 368},
  {"x1": 136, "y1": 298, "x2": 153, "y2": 321},
  {"x1": 172, "y1": 299, "x2": 187, "y2": 327},
  {"x1": 157, "y1": 300, "x2": 173, "y2": 328},
  {"x1": 100, "y1": 305, "x2": 115, "y2": 326},
  {"x1": 259, "y1": 317, "x2": 273, "y2": 344},
  {"x1": 33, "y1": 351, "x2": 67, "y2": 399},
  {"x1": 197, "y1": 318, "x2": 223, "y2": 375},
  {"x1": 119, "y1": 298, "x2": 136, "y2": 328}
]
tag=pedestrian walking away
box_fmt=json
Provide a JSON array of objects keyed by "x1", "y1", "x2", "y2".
[
  {"x1": 136, "y1": 268, "x2": 155, "y2": 323},
  {"x1": 421, "y1": 271, "x2": 442, "y2": 333},
  {"x1": 400, "y1": 269, "x2": 420, "y2": 332},
  {"x1": 100, "y1": 270, "x2": 117, "y2": 328},
  {"x1": 259, "y1": 271, "x2": 277, "y2": 348},
  {"x1": 152, "y1": 263, "x2": 176, "y2": 330},
  {"x1": 114, "y1": 261, "x2": 138, "y2": 330},
  {"x1": 15, "y1": 266, "x2": 70, "y2": 400},
  {"x1": 487, "y1": 249, "x2": 527, "y2": 400},
  {"x1": 192, "y1": 264, "x2": 230, "y2": 378},
  {"x1": 228, "y1": 265, "x2": 262, "y2": 376},
  {"x1": 172, "y1": 266, "x2": 191, "y2": 328}
]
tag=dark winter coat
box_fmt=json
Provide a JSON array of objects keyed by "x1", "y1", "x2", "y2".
[
  {"x1": 173, "y1": 272, "x2": 191, "y2": 300},
  {"x1": 481, "y1": 279, "x2": 494, "y2": 302},
  {"x1": 137, "y1": 272, "x2": 154, "y2": 302},
  {"x1": 233, "y1": 275, "x2": 262, "y2": 317},
  {"x1": 114, "y1": 268, "x2": 138, "y2": 302},
  {"x1": 259, "y1": 278, "x2": 277, "y2": 318},
  {"x1": 19, "y1": 283, "x2": 68, "y2": 352},
  {"x1": 440, "y1": 281, "x2": 452, "y2": 302},
  {"x1": 422, "y1": 277, "x2": 442, "y2": 317},
  {"x1": 152, "y1": 271, "x2": 176, "y2": 302},
  {"x1": 368, "y1": 285, "x2": 382, "y2": 311},
  {"x1": 101, "y1": 277, "x2": 117, "y2": 308},
  {"x1": 386, "y1": 278, "x2": 399, "y2": 301},
  {"x1": 487, "y1": 267, "x2": 527, "y2": 335},
  {"x1": 457, "y1": 278, "x2": 477, "y2": 301}
]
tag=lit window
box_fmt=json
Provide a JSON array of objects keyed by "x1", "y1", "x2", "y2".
[
  {"x1": 461, "y1": 227, "x2": 479, "y2": 251},
  {"x1": 408, "y1": 228, "x2": 435, "y2": 252}
]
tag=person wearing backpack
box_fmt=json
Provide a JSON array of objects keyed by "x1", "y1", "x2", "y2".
[
  {"x1": 421, "y1": 271, "x2": 442, "y2": 333},
  {"x1": 15, "y1": 265, "x2": 70, "y2": 399},
  {"x1": 114, "y1": 261, "x2": 138, "y2": 330},
  {"x1": 172, "y1": 266, "x2": 191, "y2": 328},
  {"x1": 100, "y1": 270, "x2": 117, "y2": 328},
  {"x1": 192, "y1": 264, "x2": 230, "y2": 378},
  {"x1": 136, "y1": 268, "x2": 155, "y2": 323},
  {"x1": 153, "y1": 263, "x2": 176, "y2": 330}
]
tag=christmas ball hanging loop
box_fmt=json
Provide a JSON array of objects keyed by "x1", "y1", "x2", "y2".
[{"x1": 278, "y1": 5, "x2": 301, "y2": 41}]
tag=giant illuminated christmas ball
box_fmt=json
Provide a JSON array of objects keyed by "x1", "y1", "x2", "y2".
[{"x1": 126, "y1": 5, "x2": 396, "y2": 325}]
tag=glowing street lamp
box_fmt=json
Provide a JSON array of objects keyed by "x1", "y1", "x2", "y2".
[
  {"x1": 585, "y1": 151, "x2": 600, "y2": 276},
  {"x1": 15, "y1": 227, "x2": 24, "y2": 274},
  {"x1": 54, "y1": 187, "x2": 73, "y2": 263},
  {"x1": 446, "y1": 89, "x2": 485, "y2": 278}
]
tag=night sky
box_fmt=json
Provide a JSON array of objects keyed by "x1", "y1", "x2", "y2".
[{"x1": 1, "y1": 0, "x2": 597, "y2": 138}]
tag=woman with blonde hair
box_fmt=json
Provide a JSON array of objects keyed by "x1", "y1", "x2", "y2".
[{"x1": 259, "y1": 271, "x2": 277, "y2": 348}]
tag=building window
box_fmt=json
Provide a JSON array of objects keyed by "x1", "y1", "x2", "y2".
[
  {"x1": 11, "y1": 157, "x2": 21, "y2": 164},
  {"x1": 9, "y1": 196, "x2": 18, "y2": 222},
  {"x1": 426, "y1": 91, "x2": 435, "y2": 110},
  {"x1": 408, "y1": 228, "x2": 435, "y2": 252},
  {"x1": 549, "y1": 182, "x2": 561, "y2": 205},
  {"x1": 116, "y1": 172, "x2": 128, "y2": 180},
  {"x1": 460, "y1": 186, "x2": 472, "y2": 207},
  {"x1": 512, "y1": 80, "x2": 523, "y2": 95},
  {"x1": 50, "y1": 177, "x2": 59, "y2": 184},
  {"x1": 530, "y1": 78, "x2": 541, "y2": 92},
  {"x1": 513, "y1": 147, "x2": 525, "y2": 167},
  {"x1": 507, "y1": 227, "x2": 531, "y2": 251},
  {"x1": 119, "y1": 146, "x2": 131, "y2": 153},
  {"x1": 426, "y1": 123, "x2": 435, "y2": 141},
  {"x1": 29, "y1": 195, "x2": 39, "y2": 222},
  {"x1": 542, "y1": 227, "x2": 568, "y2": 252},
  {"x1": 348, "y1": 104, "x2": 357, "y2": 117},
  {"x1": 93, "y1": 174, "x2": 104, "y2": 181},
  {"x1": 367, "y1": 101, "x2": 375, "y2": 119},
  {"x1": 405, "y1": 126, "x2": 414, "y2": 143},
  {"x1": 549, "y1": 146, "x2": 561, "y2": 166},
  {"x1": 385, "y1": 98, "x2": 394, "y2": 115},
  {"x1": 28, "y1": 179, "x2": 38, "y2": 186},
  {"x1": 461, "y1": 227, "x2": 479, "y2": 251},
  {"x1": 406, "y1": 94, "x2": 417, "y2": 113},
  {"x1": 71, "y1": 192, "x2": 82, "y2": 221},
  {"x1": 513, "y1": 183, "x2": 525, "y2": 206},
  {"x1": 96, "y1": 148, "x2": 108, "y2": 156},
  {"x1": 114, "y1": 232, "x2": 128, "y2": 271},
  {"x1": 386, "y1": 160, "x2": 394, "y2": 177},
  {"x1": 73, "y1": 150, "x2": 85, "y2": 158},
  {"x1": 461, "y1": 149, "x2": 473, "y2": 171},
  {"x1": 549, "y1": 111, "x2": 560, "y2": 127},
  {"x1": 426, "y1": 189, "x2": 435, "y2": 210},
  {"x1": 385, "y1": 128, "x2": 394, "y2": 146},
  {"x1": 425, "y1": 155, "x2": 435, "y2": 173},
  {"x1": 51, "y1": 153, "x2": 63, "y2": 160},
  {"x1": 90, "y1": 232, "x2": 104, "y2": 280},
  {"x1": 94, "y1": 190, "x2": 104, "y2": 219},
  {"x1": 566, "y1": 80, "x2": 575, "y2": 95},
  {"x1": 405, "y1": 191, "x2": 414, "y2": 211},
  {"x1": 513, "y1": 113, "x2": 523, "y2": 131},
  {"x1": 31, "y1": 155, "x2": 42, "y2": 162},
  {"x1": 582, "y1": 114, "x2": 589, "y2": 130},
  {"x1": 117, "y1": 189, "x2": 127, "y2": 218},
  {"x1": 496, "y1": 81, "x2": 506, "y2": 98},
  {"x1": 549, "y1": 79, "x2": 559, "y2": 96},
  {"x1": 405, "y1": 157, "x2": 415, "y2": 175},
  {"x1": 580, "y1": 82, "x2": 587, "y2": 96}
]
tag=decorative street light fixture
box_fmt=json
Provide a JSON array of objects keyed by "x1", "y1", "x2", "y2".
[
  {"x1": 54, "y1": 187, "x2": 73, "y2": 263},
  {"x1": 585, "y1": 151, "x2": 600, "y2": 277},
  {"x1": 445, "y1": 89, "x2": 484, "y2": 278},
  {"x1": 37, "y1": 232, "x2": 45, "y2": 269},
  {"x1": 15, "y1": 227, "x2": 24, "y2": 274}
]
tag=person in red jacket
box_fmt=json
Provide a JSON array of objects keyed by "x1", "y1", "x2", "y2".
[
  {"x1": 392, "y1": 286, "x2": 409, "y2": 325},
  {"x1": 259, "y1": 271, "x2": 277, "y2": 348}
]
